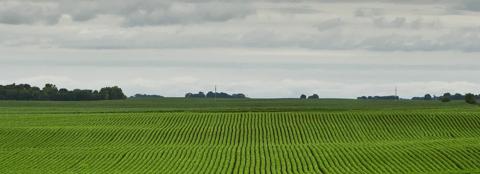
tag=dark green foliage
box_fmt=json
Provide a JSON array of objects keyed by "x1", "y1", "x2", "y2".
[
  {"x1": 231, "y1": 93, "x2": 246, "y2": 98},
  {"x1": 206, "y1": 91, "x2": 246, "y2": 98},
  {"x1": 412, "y1": 94, "x2": 433, "y2": 100},
  {"x1": 358, "y1": 95, "x2": 399, "y2": 100},
  {"x1": 0, "y1": 83, "x2": 126, "y2": 101},
  {"x1": 413, "y1": 93, "x2": 479, "y2": 101},
  {"x1": 130, "y1": 94, "x2": 164, "y2": 99},
  {"x1": 308, "y1": 94, "x2": 319, "y2": 99},
  {"x1": 441, "y1": 93, "x2": 451, "y2": 102},
  {"x1": 443, "y1": 92, "x2": 452, "y2": 98},
  {"x1": 186, "y1": 91, "x2": 247, "y2": 99},
  {"x1": 185, "y1": 92, "x2": 206, "y2": 98},
  {"x1": 451, "y1": 93, "x2": 465, "y2": 100},
  {"x1": 42, "y1": 84, "x2": 58, "y2": 100},
  {"x1": 465, "y1": 93, "x2": 477, "y2": 104},
  {"x1": 300, "y1": 94, "x2": 307, "y2": 99},
  {"x1": 441, "y1": 97, "x2": 451, "y2": 102},
  {"x1": 99, "y1": 86, "x2": 127, "y2": 100},
  {"x1": 424, "y1": 94, "x2": 432, "y2": 100},
  {"x1": 0, "y1": 84, "x2": 40, "y2": 100}
]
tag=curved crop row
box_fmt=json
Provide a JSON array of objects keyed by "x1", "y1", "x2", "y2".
[{"x1": 0, "y1": 111, "x2": 479, "y2": 173}]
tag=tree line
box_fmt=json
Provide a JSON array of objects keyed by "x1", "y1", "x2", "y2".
[
  {"x1": 0, "y1": 83, "x2": 126, "y2": 101},
  {"x1": 300, "y1": 94, "x2": 319, "y2": 99},
  {"x1": 412, "y1": 93, "x2": 479, "y2": 104},
  {"x1": 185, "y1": 91, "x2": 247, "y2": 99},
  {"x1": 129, "y1": 94, "x2": 164, "y2": 99},
  {"x1": 357, "y1": 95, "x2": 400, "y2": 100},
  {"x1": 355, "y1": 92, "x2": 478, "y2": 104}
]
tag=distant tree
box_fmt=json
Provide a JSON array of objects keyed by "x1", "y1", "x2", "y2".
[
  {"x1": 0, "y1": 83, "x2": 125, "y2": 101},
  {"x1": 73, "y1": 89, "x2": 100, "y2": 100},
  {"x1": 92, "y1": 90, "x2": 102, "y2": 100},
  {"x1": 186, "y1": 91, "x2": 246, "y2": 99},
  {"x1": 30, "y1": 87, "x2": 42, "y2": 99},
  {"x1": 15, "y1": 84, "x2": 32, "y2": 100},
  {"x1": 357, "y1": 96, "x2": 367, "y2": 100},
  {"x1": 111, "y1": 86, "x2": 127, "y2": 100},
  {"x1": 99, "y1": 86, "x2": 127, "y2": 100},
  {"x1": 300, "y1": 94, "x2": 307, "y2": 99},
  {"x1": 452, "y1": 93, "x2": 464, "y2": 100},
  {"x1": 185, "y1": 92, "x2": 206, "y2": 98},
  {"x1": 443, "y1": 93, "x2": 451, "y2": 98},
  {"x1": 216, "y1": 92, "x2": 230, "y2": 98},
  {"x1": 130, "y1": 94, "x2": 164, "y2": 99},
  {"x1": 206, "y1": 91, "x2": 215, "y2": 98},
  {"x1": 465, "y1": 93, "x2": 477, "y2": 104},
  {"x1": 0, "y1": 85, "x2": 5, "y2": 100},
  {"x1": 231, "y1": 93, "x2": 246, "y2": 98},
  {"x1": 424, "y1": 94, "x2": 432, "y2": 100},
  {"x1": 441, "y1": 93, "x2": 451, "y2": 102},
  {"x1": 358, "y1": 95, "x2": 398, "y2": 100},
  {"x1": 56, "y1": 88, "x2": 71, "y2": 101},
  {"x1": 308, "y1": 94, "x2": 319, "y2": 99},
  {"x1": 441, "y1": 97, "x2": 451, "y2": 102},
  {"x1": 99, "y1": 88, "x2": 110, "y2": 100},
  {"x1": 42, "y1": 84, "x2": 58, "y2": 100}
]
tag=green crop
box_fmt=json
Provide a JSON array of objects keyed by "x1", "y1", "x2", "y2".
[{"x1": 0, "y1": 99, "x2": 479, "y2": 173}]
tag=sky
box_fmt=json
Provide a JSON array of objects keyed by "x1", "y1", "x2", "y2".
[{"x1": 1, "y1": 0, "x2": 480, "y2": 98}]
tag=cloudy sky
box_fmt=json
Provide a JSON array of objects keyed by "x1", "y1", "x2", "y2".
[{"x1": 1, "y1": 0, "x2": 480, "y2": 98}]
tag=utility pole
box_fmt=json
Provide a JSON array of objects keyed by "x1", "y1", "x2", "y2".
[{"x1": 214, "y1": 85, "x2": 217, "y2": 101}]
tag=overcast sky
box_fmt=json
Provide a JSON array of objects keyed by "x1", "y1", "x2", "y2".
[{"x1": 1, "y1": 0, "x2": 480, "y2": 98}]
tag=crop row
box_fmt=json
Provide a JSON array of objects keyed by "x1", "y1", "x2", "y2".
[
  {"x1": 1, "y1": 141, "x2": 479, "y2": 173},
  {"x1": 0, "y1": 111, "x2": 479, "y2": 173},
  {"x1": 1, "y1": 112, "x2": 479, "y2": 146}
]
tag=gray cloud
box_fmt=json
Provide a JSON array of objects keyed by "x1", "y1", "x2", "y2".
[
  {"x1": 316, "y1": 18, "x2": 343, "y2": 31},
  {"x1": 0, "y1": 0, "x2": 463, "y2": 26},
  {"x1": 372, "y1": 17, "x2": 442, "y2": 29},
  {"x1": 123, "y1": 2, "x2": 253, "y2": 26},
  {"x1": 0, "y1": 0, "x2": 479, "y2": 52},
  {"x1": 355, "y1": 8, "x2": 384, "y2": 17},
  {"x1": 460, "y1": 0, "x2": 480, "y2": 11},
  {"x1": 1, "y1": 47, "x2": 479, "y2": 98},
  {"x1": 0, "y1": 0, "x2": 254, "y2": 26},
  {"x1": 0, "y1": 1, "x2": 60, "y2": 25},
  {"x1": 1, "y1": 0, "x2": 480, "y2": 98}
]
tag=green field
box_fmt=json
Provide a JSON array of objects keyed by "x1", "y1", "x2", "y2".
[{"x1": 0, "y1": 99, "x2": 479, "y2": 173}]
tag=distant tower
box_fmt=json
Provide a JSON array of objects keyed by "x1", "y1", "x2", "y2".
[{"x1": 214, "y1": 85, "x2": 217, "y2": 101}]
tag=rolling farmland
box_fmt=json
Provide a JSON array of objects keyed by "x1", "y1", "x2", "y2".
[{"x1": 0, "y1": 99, "x2": 479, "y2": 173}]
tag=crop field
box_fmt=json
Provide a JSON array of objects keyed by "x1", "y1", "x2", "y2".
[{"x1": 0, "y1": 99, "x2": 479, "y2": 173}]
